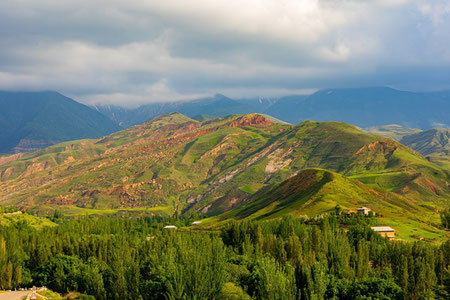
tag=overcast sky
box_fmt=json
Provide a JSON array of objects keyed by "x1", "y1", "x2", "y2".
[{"x1": 1, "y1": 0, "x2": 449, "y2": 106}]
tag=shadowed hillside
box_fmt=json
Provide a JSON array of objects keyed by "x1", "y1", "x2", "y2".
[
  {"x1": 401, "y1": 128, "x2": 450, "y2": 156},
  {"x1": 0, "y1": 91, "x2": 121, "y2": 153},
  {"x1": 264, "y1": 88, "x2": 450, "y2": 129}
]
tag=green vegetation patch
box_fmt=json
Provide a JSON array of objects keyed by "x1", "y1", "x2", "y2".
[
  {"x1": 239, "y1": 183, "x2": 266, "y2": 194},
  {"x1": 0, "y1": 212, "x2": 56, "y2": 229}
]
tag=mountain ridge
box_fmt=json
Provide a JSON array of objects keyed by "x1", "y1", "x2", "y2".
[
  {"x1": 401, "y1": 128, "x2": 450, "y2": 156},
  {"x1": 0, "y1": 91, "x2": 121, "y2": 153},
  {"x1": 92, "y1": 87, "x2": 450, "y2": 130}
]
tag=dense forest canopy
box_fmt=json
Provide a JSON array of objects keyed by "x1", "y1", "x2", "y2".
[{"x1": 0, "y1": 212, "x2": 449, "y2": 299}]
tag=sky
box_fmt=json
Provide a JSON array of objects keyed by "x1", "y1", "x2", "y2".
[{"x1": 0, "y1": 0, "x2": 450, "y2": 107}]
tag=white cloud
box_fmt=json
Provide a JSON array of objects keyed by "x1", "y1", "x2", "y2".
[{"x1": 0, "y1": 0, "x2": 449, "y2": 105}]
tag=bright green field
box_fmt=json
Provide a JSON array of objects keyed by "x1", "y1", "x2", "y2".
[
  {"x1": 0, "y1": 212, "x2": 56, "y2": 229},
  {"x1": 31, "y1": 205, "x2": 171, "y2": 216}
]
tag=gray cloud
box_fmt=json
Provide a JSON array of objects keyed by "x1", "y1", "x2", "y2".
[{"x1": 0, "y1": 0, "x2": 449, "y2": 106}]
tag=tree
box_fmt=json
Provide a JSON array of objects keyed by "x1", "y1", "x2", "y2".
[
  {"x1": 247, "y1": 256, "x2": 297, "y2": 299},
  {"x1": 334, "y1": 205, "x2": 342, "y2": 215},
  {"x1": 1, "y1": 261, "x2": 13, "y2": 289},
  {"x1": 440, "y1": 208, "x2": 450, "y2": 229}
]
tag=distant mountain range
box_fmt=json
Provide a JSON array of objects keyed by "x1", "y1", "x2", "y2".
[
  {"x1": 362, "y1": 125, "x2": 450, "y2": 171},
  {"x1": 92, "y1": 94, "x2": 275, "y2": 128},
  {"x1": 400, "y1": 128, "x2": 450, "y2": 157},
  {"x1": 363, "y1": 124, "x2": 423, "y2": 141},
  {"x1": 266, "y1": 87, "x2": 450, "y2": 129},
  {"x1": 362, "y1": 125, "x2": 450, "y2": 157},
  {"x1": 93, "y1": 87, "x2": 450, "y2": 129},
  {"x1": 0, "y1": 91, "x2": 121, "y2": 153},
  {"x1": 1, "y1": 87, "x2": 449, "y2": 154}
]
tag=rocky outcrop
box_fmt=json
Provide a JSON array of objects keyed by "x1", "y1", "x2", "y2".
[
  {"x1": 0, "y1": 153, "x2": 23, "y2": 166},
  {"x1": 229, "y1": 114, "x2": 274, "y2": 128}
]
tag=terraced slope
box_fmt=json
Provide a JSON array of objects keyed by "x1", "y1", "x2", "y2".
[{"x1": 0, "y1": 113, "x2": 448, "y2": 218}]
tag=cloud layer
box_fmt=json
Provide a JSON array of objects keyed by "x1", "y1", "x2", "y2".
[{"x1": 0, "y1": 0, "x2": 449, "y2": 106}]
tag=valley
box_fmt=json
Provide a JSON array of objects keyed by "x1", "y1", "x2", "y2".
[{"x1": 2, "y1": 1, "x2": 450, "y2": 298}]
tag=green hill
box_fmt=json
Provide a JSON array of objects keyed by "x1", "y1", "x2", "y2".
[
  {"x1": 0, "y1": 91, "x2": 121, "y2": 153},
  {"x1": 218, "y1": 168, "x2": 444, "y2": 240},
  {"x1": 0, "y1": 113, "x2": 448, "y2": 230},
  {"x1": 0, "y1": 211, "x2": 56, "y2": 229}
]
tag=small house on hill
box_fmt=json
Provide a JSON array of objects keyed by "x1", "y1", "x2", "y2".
[
  {"x1": 163, "y1": 225, "x2": 178, "y2": 229},
  {"x1": 357, "y1": 207, "x2": 372, "y2": 215},
  {"x1": 371, "y1": 226, "x2": 395, "y2": 240}
]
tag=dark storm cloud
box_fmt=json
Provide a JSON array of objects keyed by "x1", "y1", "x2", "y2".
[{"x1": 0, "y1": 0, "x2": 449, "y2": 106}]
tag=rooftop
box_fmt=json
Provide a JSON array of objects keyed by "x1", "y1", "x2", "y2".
[
  {"x1": 371, "y1": 226, "x2": 395, "y2": 232},
  {"x1": 163, "y1": 225, "x2": 178, "y2": 229}
]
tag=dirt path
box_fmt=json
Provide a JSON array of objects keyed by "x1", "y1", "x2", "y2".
[{"x1": 0, "y1": 290, "x2": 30, "y2": 300}]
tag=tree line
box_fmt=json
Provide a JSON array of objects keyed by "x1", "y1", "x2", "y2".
[{"x1": 0, "y1": 213, "x2": 449, "y2": 299}]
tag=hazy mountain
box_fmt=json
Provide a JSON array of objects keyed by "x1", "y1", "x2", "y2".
[
  {"x1": 92, "y1": 94, "x2": 272, "y2": 128},
  {"x1": 0, "y1": 91, "x2": 121, "y2": 153},
  {"x1": 362, "y1": 124, "x2": 422, "y2": 141},
  {"x1": 260, "y1": 94, "x2": 308, "y2": 121},
  {"x1": 93, "y1": 88, "x2": 450, "y2": 130},
  {"x1": 191, "y1": 114, "x2": 217, "y2": 122},
  {"x1": 401, "y1": 128, "x2": 450, "y2": 156},
  {"x1": 264, "y1": 87, "x2": 450, "y2": 129}
]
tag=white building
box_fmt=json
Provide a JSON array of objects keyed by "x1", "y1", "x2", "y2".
[
  {"x1": 357, "y1": 207, "x2": 372, "y2": 215},
  {"x1": 163, "y1": 225, "x2": 178, "y2": 229}
]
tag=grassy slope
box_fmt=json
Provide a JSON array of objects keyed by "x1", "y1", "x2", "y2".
[
  {"x1": 0, "y1": 113, "x2": 285, "y2": 210},
  {"x1": 217, "y1": 169, "x2": 445, "y2": 241},
  {"x1": 0, "y1": 114, "x2": 448, "y2": 232},
  {"x1": 203, "y1": 120, "x2": 449, "y2": 213},
  {"x1": 0, "y1": 212, "x2": 56, "y2": 229}
]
